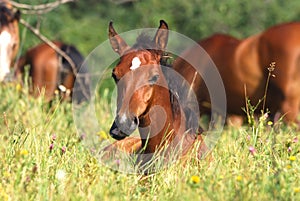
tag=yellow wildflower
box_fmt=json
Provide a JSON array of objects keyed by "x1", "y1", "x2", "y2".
[
  {"x1": 0, "y1": 185, "x2": 9, "y2": 201},
  {"x1": 16, "y1": 83, "x2": 22, "y2": 92},
  {"x1": 289, "y1": 156, "x2": 296, "y2": 161},
  {"x1": 236, "y1": 175, "x2": 243, "y2": 181},
  {"x1": 97, "y1": 131, "x2": 108, "y2": 140},
  {"x1": 294, "y1": 187, "x2": 300, "y2": 193},
  {"x1": 20, "y1": 149, "x2": 29, "y2": 156},
  {"x1": 267, "y1": 121, "x2": 273, "y2": 126},
  {"x1": 286, "y1": 164, "x2": 292, "y2": 169},
  {"x1": 3, "y1": 171, "x2": 10, "y2": 178},
  {"x1": 190, "y1": 175, "x2": 200, "y2": 184}
]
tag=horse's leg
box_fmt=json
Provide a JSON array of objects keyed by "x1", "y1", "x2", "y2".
[
  {"x1": 226, "y1": 114, "x2": 244, "y2": 127},
  {"x1": 270, "y1": 54, "x2": 300, "y2": 123},
  {"x1": 101, "y1": 137, "x2": 142, "y2": 161},
  {"x1": 105, "y1": 137, "x2": 142, "y2": 153},
  {"x1": 281, "y1": 95, "x2": 300, "y2": 123},
  {"x1": 179, "y1": 134, "x2": 213, "y2": 167},
  {"x1": 61, "y1": 73, "x2": 75, "y2": 101}
]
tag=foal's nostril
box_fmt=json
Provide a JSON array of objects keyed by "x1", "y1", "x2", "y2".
[
  {"x1": 112, "y1": 114, "x2": 138, "y2": 136},
  {"x1": 133, "y1": 116, "x2": 139, "y2": 126}
]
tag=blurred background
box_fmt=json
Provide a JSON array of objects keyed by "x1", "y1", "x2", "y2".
[{"x1": 16, "y1": 0, "x2": 300, "y2": 58}]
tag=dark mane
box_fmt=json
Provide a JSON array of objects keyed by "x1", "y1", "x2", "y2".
[
  {"x1": 132, "y1": 33, "x2": 156, "y2": 50},
  {"x1": 0, "y1": 4, "x2": 14, "y2": 25},
  {"x1": 162, "y1": 64, "x2": 200, "y2": 136},
  {"x1": 60, "y1": 44, "x2": 91, "y2": 103},
  {"x1": 60, "y1": 44, "x2": 85, "y2": 72}
]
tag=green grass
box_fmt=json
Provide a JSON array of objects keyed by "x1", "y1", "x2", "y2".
[{"x1": 0, "y1": 83, "x2": 299, "y2": 201}]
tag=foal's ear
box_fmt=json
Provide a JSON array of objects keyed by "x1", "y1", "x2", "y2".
[
  {"x1": 153, "y1": 20, "x2": 169, "y2": 50},
  {"x1": 108, "y1": 21, "x2": 130, "y2": 55}
]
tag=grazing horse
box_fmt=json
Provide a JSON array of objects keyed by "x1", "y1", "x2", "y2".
[
  {"x1": 174, "y1": 22, "x2": 300, "y2": 124},
  {"x1": 0, "y1": 0, "x2": 20, "y2": 81},
  {"x1": 15, "y1": 41, "x2": 90, "y2": 103},
  {"x1": 105, "y1": 20, "x2": 207, "y2": 171}
]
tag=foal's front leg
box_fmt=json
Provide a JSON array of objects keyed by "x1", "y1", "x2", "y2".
[{"x1": 101, "y1": 137, "x2": 142, "y2": 161}]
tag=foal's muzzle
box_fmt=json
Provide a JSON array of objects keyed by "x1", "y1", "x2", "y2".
[{"x1": 109, "y1": 114, "x2": 139, "y2": 140}]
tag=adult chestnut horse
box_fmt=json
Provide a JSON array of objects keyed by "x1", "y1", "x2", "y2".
[
  {"x1": 174, "y1": 22, "x2": 300, "y2": 124},
  {"x1": 15, "y1": 41, "x2": 90, "y2": 103},
  {"x1": 0, "y1": 0, "x2": 20, "y2": 81},
  {"x1": 105, "y1": 20, "x2": 207, "y2": 170}
]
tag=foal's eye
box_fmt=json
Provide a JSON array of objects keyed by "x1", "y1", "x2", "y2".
[{"x1": 149, "y1": 74, "x2": 159, "y2": 85}]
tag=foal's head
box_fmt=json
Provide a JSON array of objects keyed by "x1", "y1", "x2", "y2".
[
  {"x1": 109, "y1": 20, "x2": 169, "y2": 140},
  {"x1": 0, "y1": 1, "x2": 20, "y2": 81}
]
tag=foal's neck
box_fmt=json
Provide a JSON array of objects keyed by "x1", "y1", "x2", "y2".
[{"x1": 138, "y1": 85, "x2": 184, "y2": 153}]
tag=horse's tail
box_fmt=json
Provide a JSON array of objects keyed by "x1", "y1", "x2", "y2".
[{"x1": 60, "y1": 44, "x2": 91, "y2": 103}]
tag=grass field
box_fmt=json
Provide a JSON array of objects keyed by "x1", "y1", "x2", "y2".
[{"x1": 0, "y1": 83, "x2": 299, "y2": 201}]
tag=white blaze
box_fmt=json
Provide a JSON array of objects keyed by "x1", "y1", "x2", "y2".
[
  {"x1": 0, "y1": 30, "x2": 12, "y2": 81},
  {"x1": 129, "y1": 57, "x2": 141, "y2": 70}
]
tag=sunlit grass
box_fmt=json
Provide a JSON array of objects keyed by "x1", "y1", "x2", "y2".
[{"x1": 0, "y1": 83, "x2": 299, "y2": 200}]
